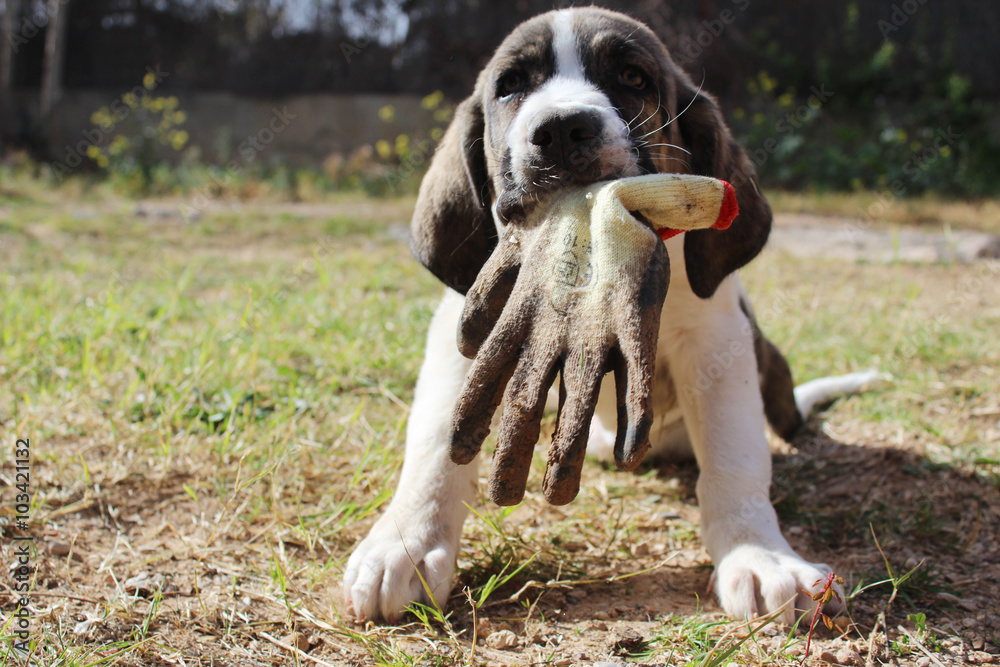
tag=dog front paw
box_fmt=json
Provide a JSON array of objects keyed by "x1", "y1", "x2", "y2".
[
  {"x1": 712, "y1": 544, "x2": 844, "y2": 625},
  {"x1": 343, "y1": 509, "x2": 460, "y2": 622}
]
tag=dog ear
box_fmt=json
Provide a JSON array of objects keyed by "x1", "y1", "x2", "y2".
[
  {"x1": 409, "y1": 95, "x2": 497, "y2": 295},
  {"x1": 674, "y1": 74, "x2": 772, "y2": 299}
]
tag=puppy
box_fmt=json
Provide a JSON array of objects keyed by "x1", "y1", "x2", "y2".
[{"x1": 344, "y1": 7, "x2": 874, "y2": 624}]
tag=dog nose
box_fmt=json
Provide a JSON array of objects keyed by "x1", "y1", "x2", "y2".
[{"x1": 529, "y1": 109, "x2": 604, "y2": 172}]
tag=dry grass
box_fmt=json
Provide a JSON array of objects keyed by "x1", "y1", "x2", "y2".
[
  {"x1": 768, "y1": 190, "x2": 1000, "y2": 235},
  {"x1": 0, "y1": 190, "x2": 998, "y2": 666}
]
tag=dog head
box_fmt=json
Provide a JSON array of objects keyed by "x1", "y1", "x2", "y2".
[{"x1": 410, "y1": 7, "x2": 771, "y2": 299}]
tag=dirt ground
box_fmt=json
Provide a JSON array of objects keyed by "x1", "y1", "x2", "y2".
[
  {"x1": 24, "y1": 418, "x2": 1000, "y2": 665},
  {"x1": 4, "y1": 200, "x2": 1000, "y2": 665}
]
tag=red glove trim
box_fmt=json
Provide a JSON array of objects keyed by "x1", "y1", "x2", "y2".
[{"x1": 712, "y1": 180, "x2": 738, "y2": 230}]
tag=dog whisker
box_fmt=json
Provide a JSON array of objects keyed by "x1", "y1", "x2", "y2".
[
  {"x1": 642, "y1": 142, "x2": 692, "y2": 156},
  {"x1": 626, "y1": 102, "x2": 649, "y2": 132},
  {"x1": 639, "y1": 73, "x2": 706, "y2": 140},
  {"x1": 632, "y1": 89, "x2": 662, "y2": 135},
  {"x1": 646, "y1": 155, "x2": 690, "y2": 167}
]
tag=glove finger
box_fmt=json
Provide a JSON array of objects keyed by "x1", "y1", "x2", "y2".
[
  {"x1": 450, "y1": 364, "x2": 514, "y2": 465},
  {"x1": 611, "y1": 346, "x2": 654, "y2": 471},
  {"x1": 488, "y1": 340, "x2": 562, "y2": 506},
  {"x1": 458, "y1": 240, "x2": 522, "y2": 359},
  {"x1": 613, "y1": 247, "x2": 670, "y2": 470},
  {"x1": 542, "y1": 345, "x2": 607, "y2": 505},
  {"x1": 449, "y1": 299, "x2": 532, "y2": 465}
]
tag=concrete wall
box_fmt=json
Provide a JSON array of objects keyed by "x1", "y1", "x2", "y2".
[{"x1": 3, "y1": 91, "x2": 437, "y2": 167}]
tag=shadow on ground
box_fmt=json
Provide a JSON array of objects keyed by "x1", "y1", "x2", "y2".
[{"x1": 452, "y1": 425, "x2": 1000, "y2": 663}]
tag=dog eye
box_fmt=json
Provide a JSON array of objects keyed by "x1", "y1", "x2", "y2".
[
  {"x1": 619, "y1": 66, "x2": 647, "y2": 91},
  {"x1": 497, "y1": 71, "x2": 525, "y2": 98}
]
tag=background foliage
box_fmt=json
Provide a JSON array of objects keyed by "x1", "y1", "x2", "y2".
[{"x1": 2, "y1": 0, "x2": 998, "y2": 196}]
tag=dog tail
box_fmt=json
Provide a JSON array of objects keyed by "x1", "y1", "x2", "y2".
[{"x1": 794, "y1": 370, "x2": 888, "y2": 422}]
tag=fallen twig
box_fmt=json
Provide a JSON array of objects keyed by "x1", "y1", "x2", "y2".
[
  {"x1": 897, "y1": 625, "x2": 948, "y2": 667},
  {"x1": 484, "y1": 552, "x2": 680, "y2": 608},
  {"x1": 801, "y1": 571, "x2": 843, "y2": 666},
  {"x1": 260, "y1": 631, "x2": 336, "y2": 666}
]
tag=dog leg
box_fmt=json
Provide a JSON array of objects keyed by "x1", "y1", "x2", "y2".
[
  {"x1": 344, "y1": 290, "x2": 478, "y2": 621},
  {"x1": 662, "y1": 274, "x2": 844, "y2": 625}
]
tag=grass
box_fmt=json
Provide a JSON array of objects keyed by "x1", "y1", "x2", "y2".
[{"x1": 0, "y1": 184, "x2": 998, "y2": 665}]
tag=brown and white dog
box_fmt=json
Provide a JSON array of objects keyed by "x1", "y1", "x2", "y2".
[{"x1": 344, "y1": 7, "x2": 876, "y2": 624}]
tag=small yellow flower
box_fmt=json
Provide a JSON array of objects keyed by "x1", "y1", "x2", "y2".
[
  {"x1": 170, "y1": 130, "x2": 189, "y2": 150},
  {"x1": 758, "y1": 71, "x2": 776, "y2": 93},
  {"x1": 123, "y1": 93, "x2": 138, "y2": 109},
  {"x1": 375, "y1": 140, "x2": 392, "y2": 159},
  {"x1": 143, "y1": 71, "x2": 157, "y2": 89},
  {"x1": 86, "y1": 145, "x2": 101, "y2": 159},
  {"x1": 378, "y1": 105, "x2": 396, "y2": 123},
  {"x1": 732, "y1": 107, "x2": 746, "y2": 119},
  {"x1": 173, "y1": 110, "x2": 186, "y2": 124},
  {"x1": 421, "y1": 90, "x2": 444, "y2": 110},
  {"x1": 395, "y1": 134, "x2": 409, "y2": 156},
  {"x1": 753, "y1": 112, "x2": 765, "y2": 125},
  {"x1": 940, "y1": 146, "x2": 951, "y2": 158},
  {"x1": 109, "y1": 136, "x2": 129, "y2": 156},
  {"x1": 433, "y1": 108, "x2": 452, "y2": 123},
  {"x1": 430, "y1": 127, "x2": 444, "y2": 141}
]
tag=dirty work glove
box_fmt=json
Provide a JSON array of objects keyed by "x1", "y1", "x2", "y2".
[{"x1": 450, "y1": 173, "x2": 738, "y2": 506}]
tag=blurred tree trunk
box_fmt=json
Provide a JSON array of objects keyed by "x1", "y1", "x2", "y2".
[
  {"x1": 40, "y1": 0, "x2": 68, "y2": 117},
  {"x1": 1, "y1": 0, "x2": 17, "y2": 117}
]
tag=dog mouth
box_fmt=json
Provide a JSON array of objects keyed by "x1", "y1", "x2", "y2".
[{"x1": 495, "y1": 142, "x2": 647, "y2": 223}]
